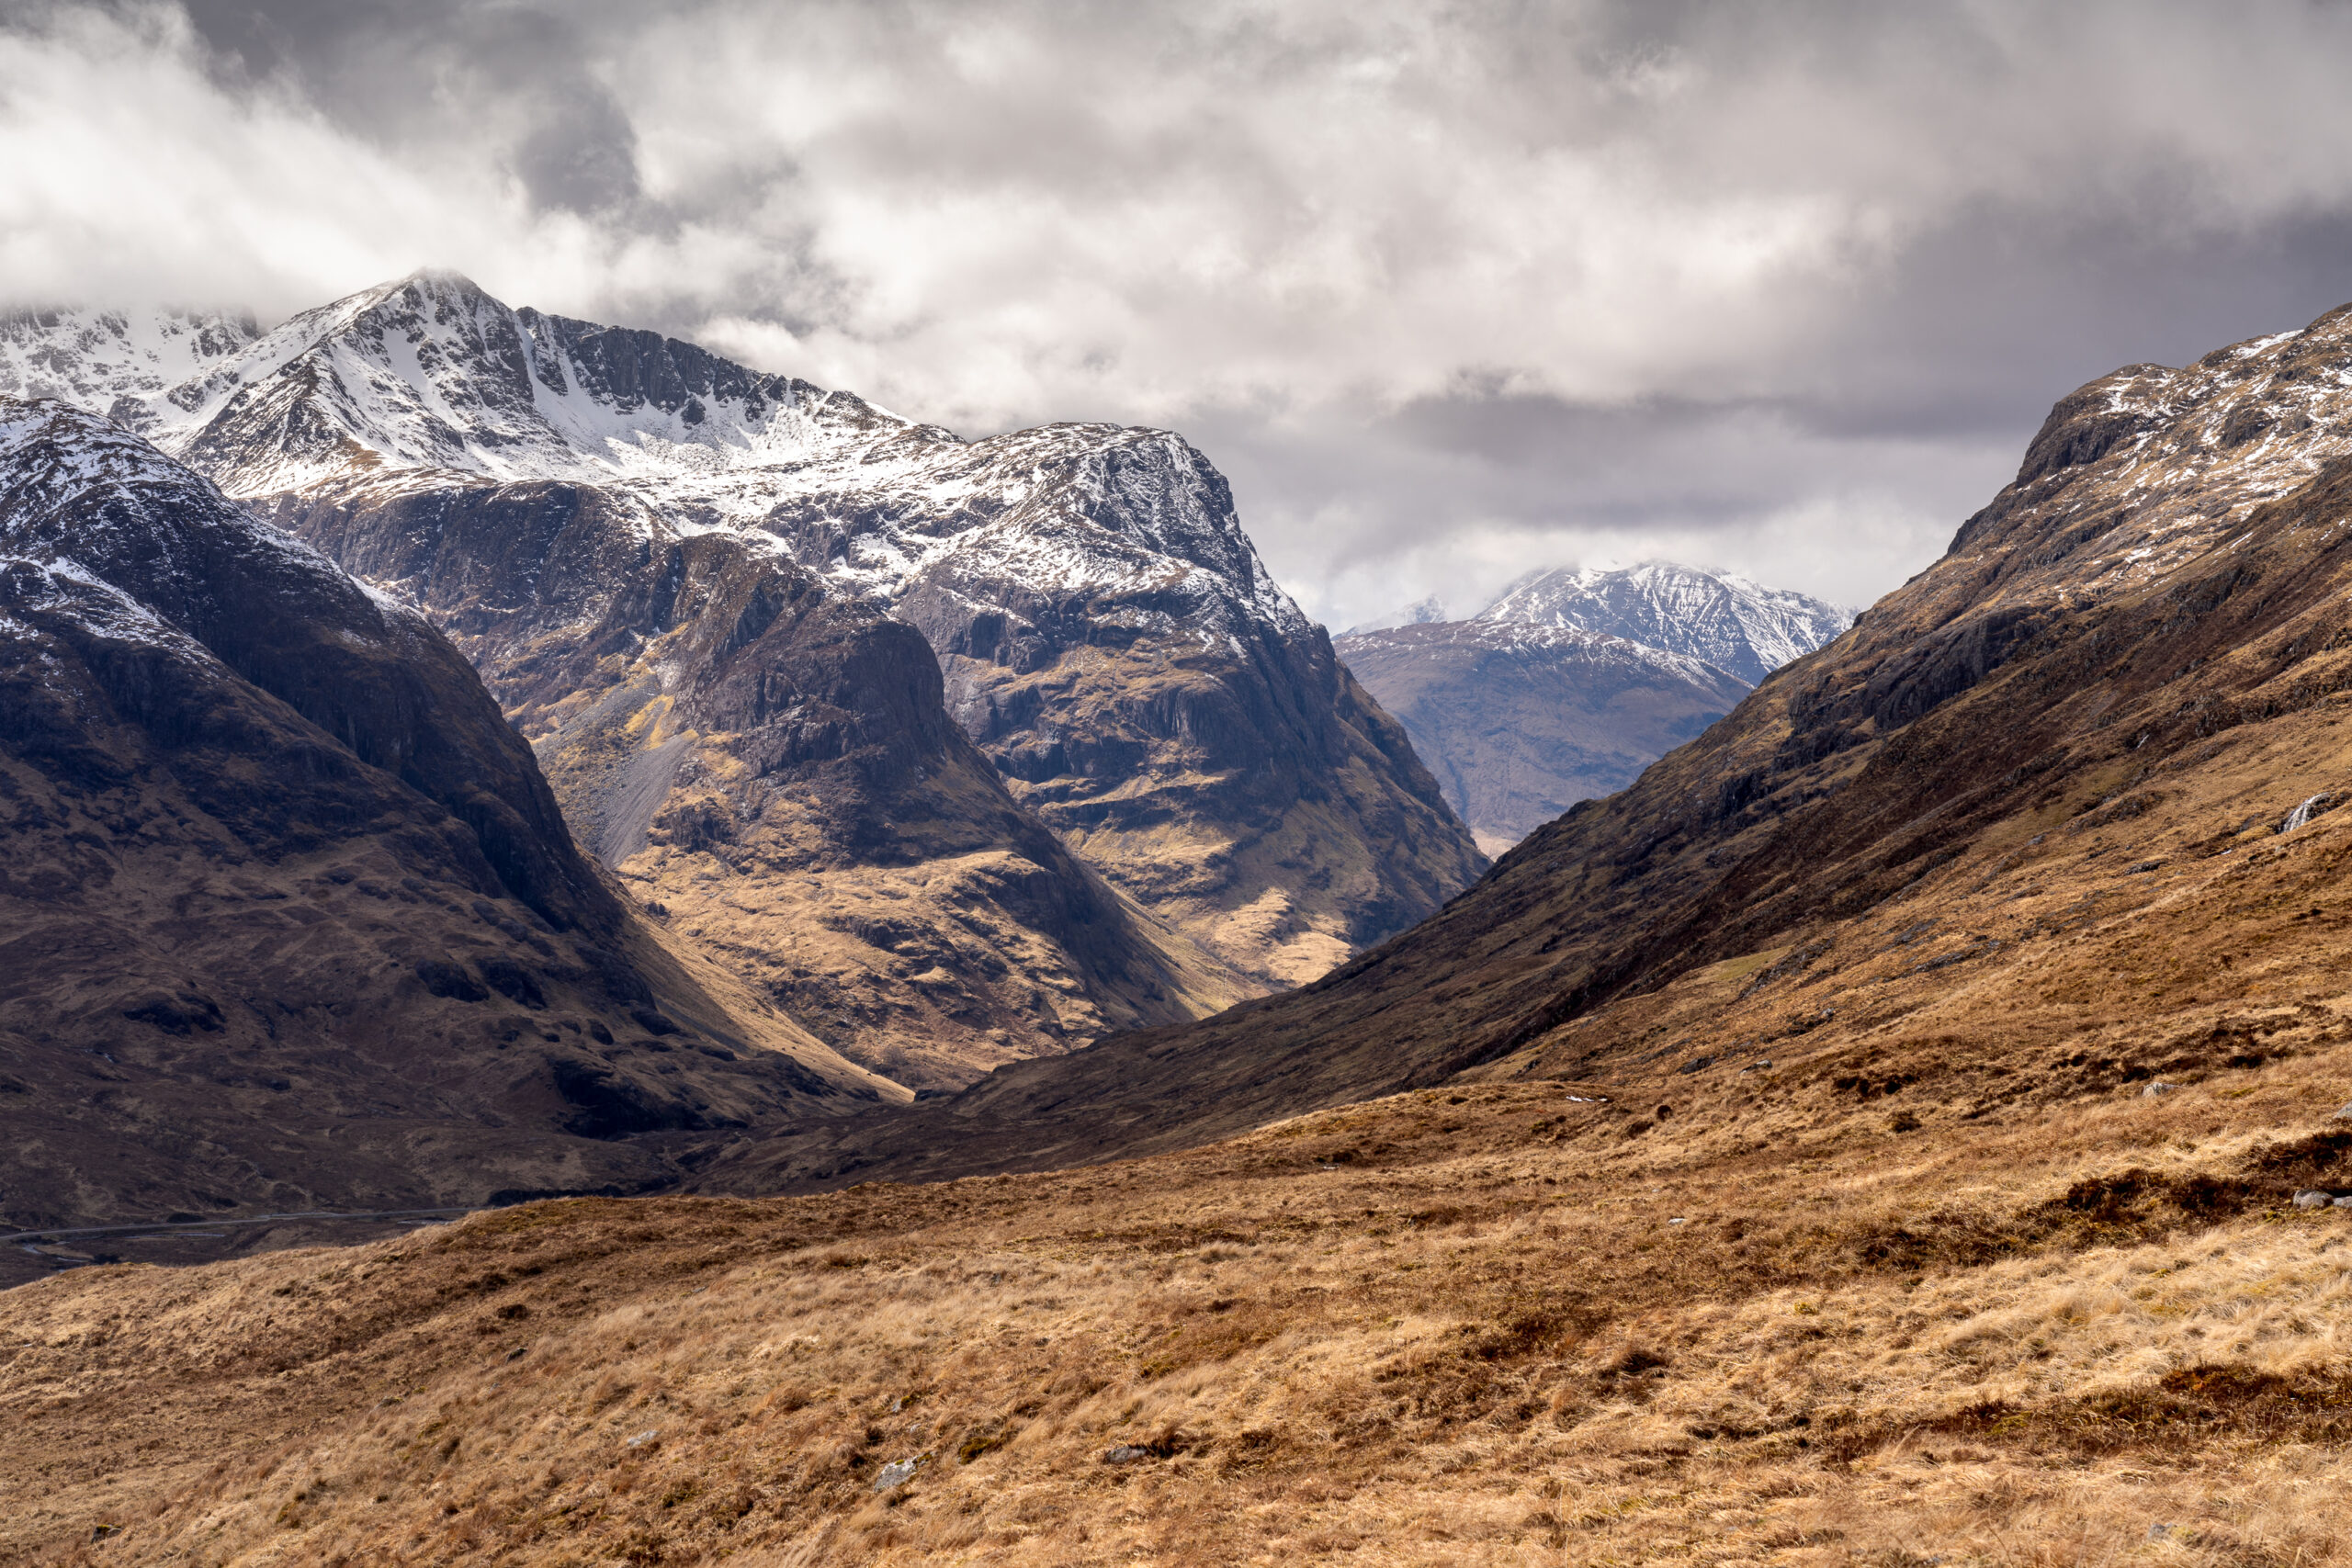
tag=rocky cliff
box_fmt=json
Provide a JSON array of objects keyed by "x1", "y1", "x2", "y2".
[{"x1": 0, "y1": 399, "x2": 892, "y2": 1229}]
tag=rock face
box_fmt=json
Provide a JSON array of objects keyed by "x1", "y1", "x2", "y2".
[
  {"x1": 1337, "y1": 564, "x2": 1844, "y2": 851},
  {"x1": 0, "y1": 305, "x2": 262, "y2": 434},
  {"x1": 689, "y1": 299, "x2": 2352, "y2": 1186},
  {"x1": 865, "y1": 423, "x2": 1481, "y2": 987},
  {"x1": 17, "y1": 272, "x2": 1478, "y2": 1074},
  {"x1": 1335, "y1": 619, "x2": 1749, "y2": 852},
  {"x1": 262, "y1": 476, "x2": 1250, "y2": 1089},
  {"x1": 0, "y1": 399, "x2": 891, "y2": 1229}
]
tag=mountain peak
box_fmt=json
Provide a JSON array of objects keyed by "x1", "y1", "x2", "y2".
[
  {"x1": 1477, "y1": 559, "x2": 1850, "y2": 685},
  {"x1": 1340, "y1": 593, "x2": 1448, "y2": 635}
]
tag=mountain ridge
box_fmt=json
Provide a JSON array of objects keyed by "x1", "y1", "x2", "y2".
[{"x1": 6, "y1": 271, "x2": 1484, "y2": 1077}]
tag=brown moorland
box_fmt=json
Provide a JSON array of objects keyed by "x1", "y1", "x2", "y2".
[{"x1": 6, "y1": 775, "x2": 2352, "y2": 1563}]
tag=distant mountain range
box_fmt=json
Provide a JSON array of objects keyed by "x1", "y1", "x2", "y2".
[{"x1": 1336, "y1": 563, "x2": 1850, "y2": 850}]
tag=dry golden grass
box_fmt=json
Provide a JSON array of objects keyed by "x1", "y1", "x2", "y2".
[
  {"x1": 6, "y1": 1034, "x2": 2352, "y2": 1566},
  {"x1": 10, "y1": 699, "x2": 2352, "y2": 1564}
]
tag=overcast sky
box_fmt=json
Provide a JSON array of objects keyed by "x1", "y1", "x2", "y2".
[{"x1": 8, "y1": 1, "x2": 2352, "y2": 626}]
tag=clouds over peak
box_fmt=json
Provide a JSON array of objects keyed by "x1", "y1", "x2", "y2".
[{"x1": 11, "y1": 1, "x2": 2352, "y2": 622}]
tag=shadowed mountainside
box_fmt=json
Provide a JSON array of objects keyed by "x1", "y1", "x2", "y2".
[
  {"x1": 1335, "y1": 618, "x2": 1748, "y2": 852},
  {"x1": 0, "y1": 400, "x2": 892, "y2": 1231}
]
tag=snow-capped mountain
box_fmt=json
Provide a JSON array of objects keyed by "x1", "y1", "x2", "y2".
[
  {"x1": 1334, "y1": 561, "x2": 1847, "y2": 849},
  {"x1": 26, "y1": 273, "x2": 1305, "y2": 651},
  {"x1": 7, "y1": 273, "x2": 1482, "y2": 1063},
  {"x1": 1479, "y1": 562, "x2": 1851, "y2": 686}
]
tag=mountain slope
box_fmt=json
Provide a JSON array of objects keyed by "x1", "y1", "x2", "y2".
[
  {"x1": 32, "y1": 272, "x2": 1483, "y2": 996},
  {"x1": 0, "y1": 398, "x2": 891, "y2": 1231},
  {"x1": 687, "y1": 299, "x2": 2352, "y2": 1187},
  {"x1": 1334, "y1": 618, "x2": 1748, "y2": 852}
]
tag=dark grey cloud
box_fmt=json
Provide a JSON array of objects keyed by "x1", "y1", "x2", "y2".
[
  {"x1": 10, "y1": 1, "x2": 2352, "y2": 621},
  {"x1": 175, "y1": 0, "x2": 650, "y2": 212}
]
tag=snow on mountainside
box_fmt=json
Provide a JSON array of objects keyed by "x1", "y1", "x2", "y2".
[
  {"x1": 0, "y1": 307, "x2": 261, "y2": 434},
  {"x1": 6, "y1": 271, "x2": 1480, "y2": 1008},
  {"x1": 1347, "y1": 614, "x2": 1741, "y2": 689},
  {"x1": 24, "y1": 272, "x2": 1307, "y2": 648},
  {"x1": 1479, "y1": 561, "x2": 1851, "y2": 686}
]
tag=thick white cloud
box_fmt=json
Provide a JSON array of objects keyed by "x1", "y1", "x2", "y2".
[{"x1": 11, "y1": 1, "x2": 2352, "y2": 623}]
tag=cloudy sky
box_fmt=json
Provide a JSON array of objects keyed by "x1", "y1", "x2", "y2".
[{"x1": 8, "y1": 1, "x2": 2352, "y2": 626}]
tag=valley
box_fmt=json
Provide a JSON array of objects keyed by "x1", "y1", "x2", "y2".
[{"x1": 8, "y1": 287, "x2": 2352, "y2": 1567}]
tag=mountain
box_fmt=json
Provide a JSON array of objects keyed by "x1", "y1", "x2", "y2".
[
  {"x1": 685, "y1": 299, "x2": 2352, "y2": 1188},
  {"x1": 16, "y1": 273, "x2": 1480, "y2": 1076},
  {"x1": 1336, "y1": 563, "x2": 1845, "y2": 850},
  {"x1": 1482, "y1": 561, "x2": 1851, "y2": 685},
  {"x1": 22, "y1": 317, "x2": 2352, "y2": 1568},
  {"x1": 1334, "y1": 619, "x2": 1750, "y2": 853},
  {"x1": 1340, "y1": 592, "x2": 1448, "y2": 634},
  {"x1": 0, "y1": 398, "x2": 897, "y2": 1231},
  {"x1": 267, "y1": 477, "x2": 1250, "y2": 1089}
]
